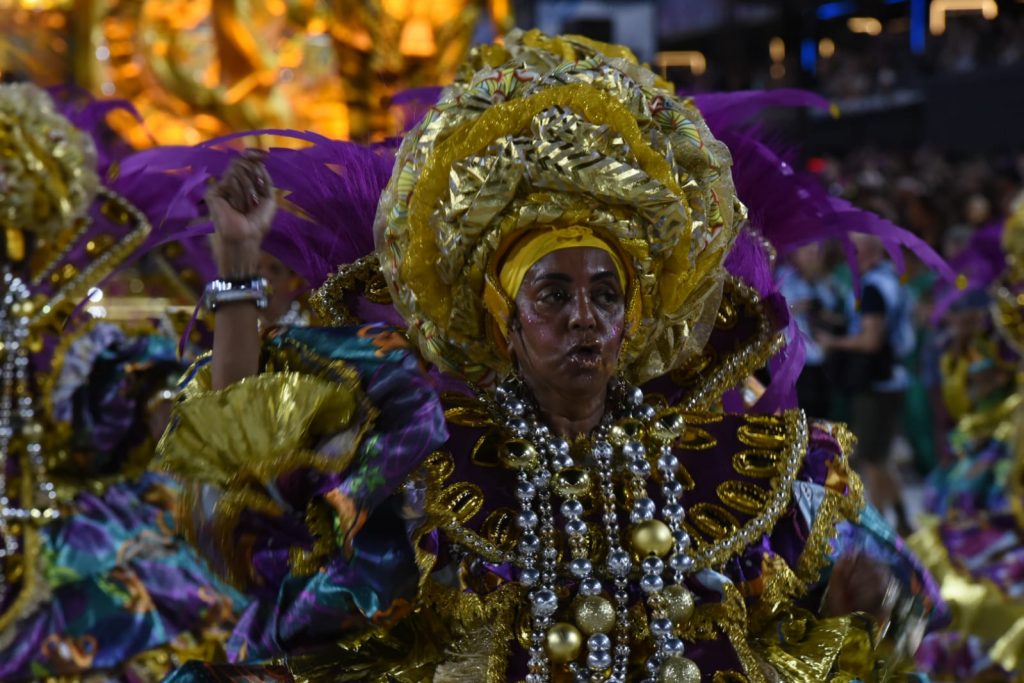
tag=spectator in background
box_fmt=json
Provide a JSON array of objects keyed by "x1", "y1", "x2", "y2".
[
  {"x1": 818, "y1": 233, "x2": 916, "y2": 535},
  {"x1": 256, "y1": 251, "x2": 310, "y2": 328},
  {"x1": 776, "y1": 243, "x2": 849, "y2": 419}
]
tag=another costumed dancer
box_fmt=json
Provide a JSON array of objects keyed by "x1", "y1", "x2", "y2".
[{"x1": 0, "y1": 84, "x2": 247, "y2": 681}]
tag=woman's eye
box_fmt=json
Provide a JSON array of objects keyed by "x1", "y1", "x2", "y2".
[
  {"x1": 594, "y1": 288, "x2": 620, "y2": 305},
  {"x1": 539, "y1": 289, "x2": 568, "y2": 304}
]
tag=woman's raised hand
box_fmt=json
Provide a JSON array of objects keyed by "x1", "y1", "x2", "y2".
[{"x1": 206, "y1": 150, "x2": 276, "y2": 279}]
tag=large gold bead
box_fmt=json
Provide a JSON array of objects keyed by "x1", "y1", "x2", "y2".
[
  {"x1": 501, "y1": 439, "x2": 539, "y2": 470},
  {"x1": 608, "y1": 418, "x2": 645, "y2": 446},
  {"x1": 553, "y1": 467, "x2": 592, "y2": 498},
  {"x1": 658, "y1": 656, "x2": 701, "y2": 683},
  {"x1": 631, "y1": 519, "x2": 673, "y2": 557},
  {"x1": 650, "y1": 411, "x2": 685, "y2": 442},
  {"x1": 663, "y1": 585, "x2": 696, "y2": 624},
  {"x1": 573, "y1": 595, "x2": 616, "y2": 635},
  {"x1": 544, "y1": 622, "x2": 583, "y2": 663}
]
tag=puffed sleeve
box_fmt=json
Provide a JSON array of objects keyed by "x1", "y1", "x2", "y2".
[{"x1": 155, "y1": 323, "x2": 448, "y2": 661}]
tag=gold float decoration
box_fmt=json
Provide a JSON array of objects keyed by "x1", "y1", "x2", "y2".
[{"x1": 0, "y1": 0, "x2": 511, "y2": 144}]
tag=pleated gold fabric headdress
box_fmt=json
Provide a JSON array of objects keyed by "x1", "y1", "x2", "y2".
[{"x1": 375, "y1": 29, "x2": 744, "y2": 382}]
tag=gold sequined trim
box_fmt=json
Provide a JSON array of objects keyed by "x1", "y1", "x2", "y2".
[
  {"x1": 794, "y1": 426, "x2": 865, "y2": 590},
  {"x1": 676, "y1": 278, "x2": 784, "y2": 412},
  {"x1": 309, "y1": 254, "x2": 392, "y2": 326},
  {"x1": 29, "y1": 187, "x2": 152, "y2": 334}
]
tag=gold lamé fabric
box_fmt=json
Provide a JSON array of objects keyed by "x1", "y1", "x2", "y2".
[
  {"x1": 157, "y1": 366, "x2": 370, "y2": 587},
  {"x1": 375, "y1": 29, "x2": 743, "y2": 384},
  {"x1": 909, "y1": 520, "x2": 1024, "y2": 674},
  {"x1": 0, "y1": 83, "x2": 98, "y2": 247}
]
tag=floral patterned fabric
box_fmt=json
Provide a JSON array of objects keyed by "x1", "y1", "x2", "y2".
[{"x1": 0, "y1": 327, "x2": 248, "y2": 681}]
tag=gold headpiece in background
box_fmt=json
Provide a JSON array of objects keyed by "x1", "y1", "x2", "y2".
[
  {"x1": 0, "y1": 83, "x2": 99, "y2": 261},
  {"x1": 0, "y1": 83, "x2": 151, "y2": 337},
  {"x1": 375, "y1": 29, "x2": 744, "y2": 383}
]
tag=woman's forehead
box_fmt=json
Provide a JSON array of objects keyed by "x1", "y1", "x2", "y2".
[{"x1": 525, "y1": 247, "x2": 617, "y2": 280}]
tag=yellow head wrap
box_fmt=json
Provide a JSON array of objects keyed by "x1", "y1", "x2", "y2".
[{"x1": 483, "y1": 227, "x2": 628, "y2": 337}]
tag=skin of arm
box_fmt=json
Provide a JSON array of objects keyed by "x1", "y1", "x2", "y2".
[
  {"x1": 818, "y1": 313, "x2": 885, "y2": 353},
  {"x1": 207, "y1": 152, "x2": 276, "y2": 390}
]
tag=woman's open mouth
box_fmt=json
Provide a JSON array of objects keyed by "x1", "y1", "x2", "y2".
[{"x1": 566, "y1": 343, "x2": 602, "y2": 367}]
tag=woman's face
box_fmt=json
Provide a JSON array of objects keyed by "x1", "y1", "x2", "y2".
[
  {"x1": 258, "y1": 252, "x2": 301, "y2": 323},
  {"x1": 508, "y1": 247, "x2": 626, "y2": 402}
]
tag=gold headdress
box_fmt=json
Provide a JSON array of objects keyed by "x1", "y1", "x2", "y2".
[
  {"x1": 0, "y1": 84, "x2": 99, "y2": 260},
  {"x1": 0, "y1": 83, "x2": 151, "y2": 335},
  {"x1": 375, "y1": 29, "x2": 744, "y2": 383}
]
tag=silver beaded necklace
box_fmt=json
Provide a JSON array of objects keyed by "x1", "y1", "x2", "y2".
[
  {"x1": 492, "y1": 377, "x2": 701, "y2": 683},
  {"x1": 0, "y1": 266, "x2": 60, "y2": 606}
]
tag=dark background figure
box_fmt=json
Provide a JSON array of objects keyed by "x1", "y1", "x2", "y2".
[{"x1": 818, "y1": 234, "x2": 916, "y2": 535}]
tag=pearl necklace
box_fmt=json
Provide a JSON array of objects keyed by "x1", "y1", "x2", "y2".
[
  {"x1": 0, "y1": 268, "x2": 60, "y2": 606},
  {"x1": 491, "y1": 378, "x2": 701, "y2": 683}
]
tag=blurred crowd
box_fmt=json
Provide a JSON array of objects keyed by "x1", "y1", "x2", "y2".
[
  {"x1": 778, "y1": 142, "x2": 1024, "y2": 532},
  {"x1": 817, "y1": 13, "x2": 1024, "y2": 101}
]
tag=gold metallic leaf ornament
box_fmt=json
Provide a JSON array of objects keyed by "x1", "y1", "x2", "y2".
[{"x1": 375, "y1": 29, "x2": 743, "y2": 383}]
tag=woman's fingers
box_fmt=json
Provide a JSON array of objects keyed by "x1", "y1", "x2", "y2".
[{"x1": 205, "y1": 152, "x2": 276, "y2": 243}]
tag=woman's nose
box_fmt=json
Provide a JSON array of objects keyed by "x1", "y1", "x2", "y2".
[{"x1": 568, "y1": 292, "x2": 597, "y2": 329}]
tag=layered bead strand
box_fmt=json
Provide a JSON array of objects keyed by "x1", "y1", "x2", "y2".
[
  {"x1": 492, "y1": 377, "x2": 700, "y2": 682},
  {"x1": 0, "y1": 269, "x2": 60, "y2": 607}
]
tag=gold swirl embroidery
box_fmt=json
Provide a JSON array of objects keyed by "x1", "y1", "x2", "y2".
[
  {"x1": 687, "y1": 502, "x2": 741, "y2": 541},
  {"x1": 675, "y1": 425, "x2": 718, "y2": 451},
  {"x1": 423, "y1": 450, "x2": 456, "y2": 483},
  {"x1": 713, "y1": 672, "x2": 750, "y2": 683},
  {"x1": 737, "y1": 422, "x2": 787, "y2": 449},
  {"x1": 444, "y1": 406, "x2": 495, "y2": 428},
  {"x1": 732, "y1": 449, "x2": 784, "y2": 478},
  {"x1": 480, "y1": 508, "x2": 519, "y2": 551},
  {"x1": 437, "y1": 481, "x2": 485, "y2": 525},
  {"x1": 717, "y1": 480, "x2": 771, "y2": 516},
  {"x1": 470, "y1": 430, "x2": 504, "y2": 468},
  {"x1": 675, "y1": 464, "x2": 697, "y2": 491},
  {"x1": 691, "y1": 410, "x2": 807, "y2": 572}
]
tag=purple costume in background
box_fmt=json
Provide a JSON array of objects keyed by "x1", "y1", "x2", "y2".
[{"x1": 0, "y1": 85, "x2": 247, "y2": 681}]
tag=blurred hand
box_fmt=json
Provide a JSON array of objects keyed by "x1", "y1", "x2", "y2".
[
  {"x1": 822, "y1": 551, "x2": 895, "y2": 626},
  {"x1": 207, "y1": 150, "x2": 276, "y2": 279}
]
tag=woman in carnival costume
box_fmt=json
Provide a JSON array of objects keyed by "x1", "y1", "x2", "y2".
[
  {"x1": 0, "y1": 83, "x2": 247, "y2": 680},
  {"x1": 912, "y1": 197, "x2": 1024, "y2": 681},
  {"x1": 155, "y1": 31, "x2": 951, "y2": 682}
]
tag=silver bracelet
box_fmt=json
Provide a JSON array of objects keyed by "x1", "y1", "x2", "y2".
[{"x1": 203, "y1": 277, "x2": 269, "y2": 312}]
